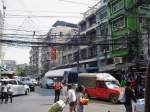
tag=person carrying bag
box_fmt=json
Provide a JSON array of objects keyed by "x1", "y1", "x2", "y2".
[{"x1": 76, "y1": 85, "x2": 89, "y2": 112}]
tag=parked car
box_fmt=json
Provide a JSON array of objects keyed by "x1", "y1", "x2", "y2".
[
  {"x1": 20, "y1": 77, "x2": 35, "y2": 91},
  {"x1": 31, "y1": 78, "x2": 38, "y2": 86},
  {"x1": 78, "y1": 73, "x2": 121, "y2": 104},
  {"x1": 40, "y1": 77, "x2": 54, "y2": 89},
  {"x1": 0, "y1": 79, "x2": 30, "y2": 95}
]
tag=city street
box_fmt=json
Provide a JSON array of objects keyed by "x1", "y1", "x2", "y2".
[{"x1": 0, "y1": 87, "x2": 125, "y2": 112}]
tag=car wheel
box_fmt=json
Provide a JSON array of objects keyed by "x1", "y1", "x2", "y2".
[
  {"x1": 25, "y1": 89, "x2": 29, "y2": 95},
  {"x1": 110, "y1": 94, "x2": 118, "y2": 104}
]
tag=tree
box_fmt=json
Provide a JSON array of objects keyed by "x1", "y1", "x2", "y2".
[{"x1": 16, "y1": 67, "x2": 26, "y2": 76}]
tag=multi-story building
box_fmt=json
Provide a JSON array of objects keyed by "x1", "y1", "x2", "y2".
[
  {"x1": 0, "y1": 60, "x2": 16, "y2": 71},
  {"x1": 29, "y1": 47, "x2": 39, "y2": 76},
  {"x1": 40, "y1": 45, "x2": 50, "y2": 76},
  {"x1": 44, "y1": 0, "x2": 149, "y2": 76},
  {"x1": 95, "y1": 0, "x2": 113, "y2": 72},
  {"x1": 108, "y1": 0, "x2": 150, "y2": 73},
  {"x1": 78, "y1": 2, "x2": 100, "y2": 68},
  {"x1": 38, "y1": 47, "x2": 42, "y2": 76},
  {"x1": 41, "y1": 21, "x2": 78, "y2": 71}
]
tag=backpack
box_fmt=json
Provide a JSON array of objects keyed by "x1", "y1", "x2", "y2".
[{"x1": 79, "y1": 98, "x2": 89, "y2": 105}]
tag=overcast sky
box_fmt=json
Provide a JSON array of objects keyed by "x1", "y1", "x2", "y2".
[{"x1": 3, "y1": 0, "x2": 98, "y2": 64}]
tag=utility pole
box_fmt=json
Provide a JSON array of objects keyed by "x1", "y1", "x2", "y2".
[
  {"x1": 77, "y1": 47, "x2": 80, "y2": 73},
  {"x1": 76, "y1": 32, "x2": 80, "y2": 73},
  {"x1": 145, "y1": 24, "x2": 150, "y2": 112},
  {"x1": 147, "y1": 25, "x2": 150, "y2": 57}
]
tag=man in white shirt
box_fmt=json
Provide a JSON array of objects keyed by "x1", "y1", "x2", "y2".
[
  {"x1": 67, "y1": 84, "x2": 77, "y2": 112},
  {"x1": 7, "y1": 84, "x2": 13, "y2": 103},
  {"x1": 1, "y1": 81, "x2": 8, "y2": 104}
]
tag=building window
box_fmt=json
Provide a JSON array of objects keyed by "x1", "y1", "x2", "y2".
[
  {"x1": 60, "y1": 32, "x2": 63, "y2": 37},
  {"x1": 88, "y1": 46, "x2": 97, "y2": 58},
  {"x1": 80, "y1": 22, "x2": 86, "y2": 32},
  {"x1": 81, "y1": 49, "x2": 87, "y2": 59},
  {"x1": 99, "y1": 6, "x2": 107, "y2": 21},
  {"x1": 100, "y1": 22, "x2": 108, "y2": 36},
  {"x1": 68, "y1": 54, "x2": 72, "y2": 63},
  {"x1": 89, "y1": 16, "x2": 96, "y2": 27},
  {"x1": 112, "y1": 16, "x2": 125, "y2": 31},
  {"x1": 111, "y1": 0, "x2": 124, "y2": 14},
  {"x1": 103, "y1": 0, "x2": 108, "y2": 3},
  {"x1": 112, "y1": 38, "x2": 127, "y2": 50}
]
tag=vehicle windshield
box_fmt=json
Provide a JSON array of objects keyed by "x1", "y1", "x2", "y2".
[
  {"x1": 105, "y1": 81, "x2": 120, "y2": 88},
  {"x1": 31, "y1": 79, "x2": 36, "y2": 82},
  {"x1": 22, "y1": 78, "x2": 30, "y2": 81},
  {"x1": 46, "y1": 79, "x2": 54, "y2": 83}
]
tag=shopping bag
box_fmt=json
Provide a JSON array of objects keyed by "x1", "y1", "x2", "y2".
[
  {"x1": 79, "y1": 98, "x2": 89, "y2": 105},
  {"x1": 48, "y1": 100, "x2": 66, "y2": 112},
  {"x1": 118, "y1": 88, "x2": 126, "y2": 103}
]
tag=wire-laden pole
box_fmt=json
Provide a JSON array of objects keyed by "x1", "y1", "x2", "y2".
[
  {"x1": 145, "y1": 24, "x2": 150, "y2": 112},
  {"x1": 77, "y1": 47, "x2": 80, "y2": 73}
]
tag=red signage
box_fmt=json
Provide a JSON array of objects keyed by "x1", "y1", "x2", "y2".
[{"x1": 51, "y1": 47, "x2": 57, "y2": 60}]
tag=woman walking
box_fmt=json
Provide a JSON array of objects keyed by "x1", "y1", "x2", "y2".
[
  {"x1": 67, "y1": 84, "x2": 77, "y2": 112},
  {"x1": 76, "y1": 85, "x2": 85, "y2": 112}
]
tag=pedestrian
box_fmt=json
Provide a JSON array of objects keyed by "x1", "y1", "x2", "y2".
[
  {"x1": 136, "y1": 75, "x2": 142, "y2": 98},
  {"x1": 67, "y1": 84, "x2": 76, "y2": 112},
  {"x1": 124, "y1": 81, "x2": 137, "y2": 112},
  {"x1": 54, "y1": 79, "x2": 62, "y2": 103},
  {"x1": 76, "y1": 85, "x2": 85, "y2": 112},
  {"x1": 7, "y1": 84, "x2": 13, "y2": 103},
  {"x1": 1, "y1": 81, "x2": 8, "y2": 104}
]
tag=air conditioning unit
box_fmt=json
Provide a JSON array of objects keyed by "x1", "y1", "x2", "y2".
[{"x1": 114, "y1": 57, "x2": 123, "y2": 64}]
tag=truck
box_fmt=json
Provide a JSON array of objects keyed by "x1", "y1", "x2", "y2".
[{"x1": 78, "y1": 73, "x2": 122, "y2": 104}]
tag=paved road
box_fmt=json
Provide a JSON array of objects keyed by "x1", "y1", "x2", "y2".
[{"x1": 0, "y1": 87, "x2": 125, "y2": 112}]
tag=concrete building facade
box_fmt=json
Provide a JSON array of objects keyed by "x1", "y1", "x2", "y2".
[
  {"x1": 40, "y1": 21, "x2": 78, "y2": 72},
  {"x1": 29, "y1": 47, "x2": 39, "y2": 76},
  {"x1": 0, "y1": 60, "x2": 16, "y2": 71},
  {"x1": 78, "y1": 2, "x2": 99, "y2": 69},
  {"x1": 38, "y1": 0, "x2": 149, "y2": 77},
  {"x1": 107, "y1": 0, "x2": 150, "y2": 74}
]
